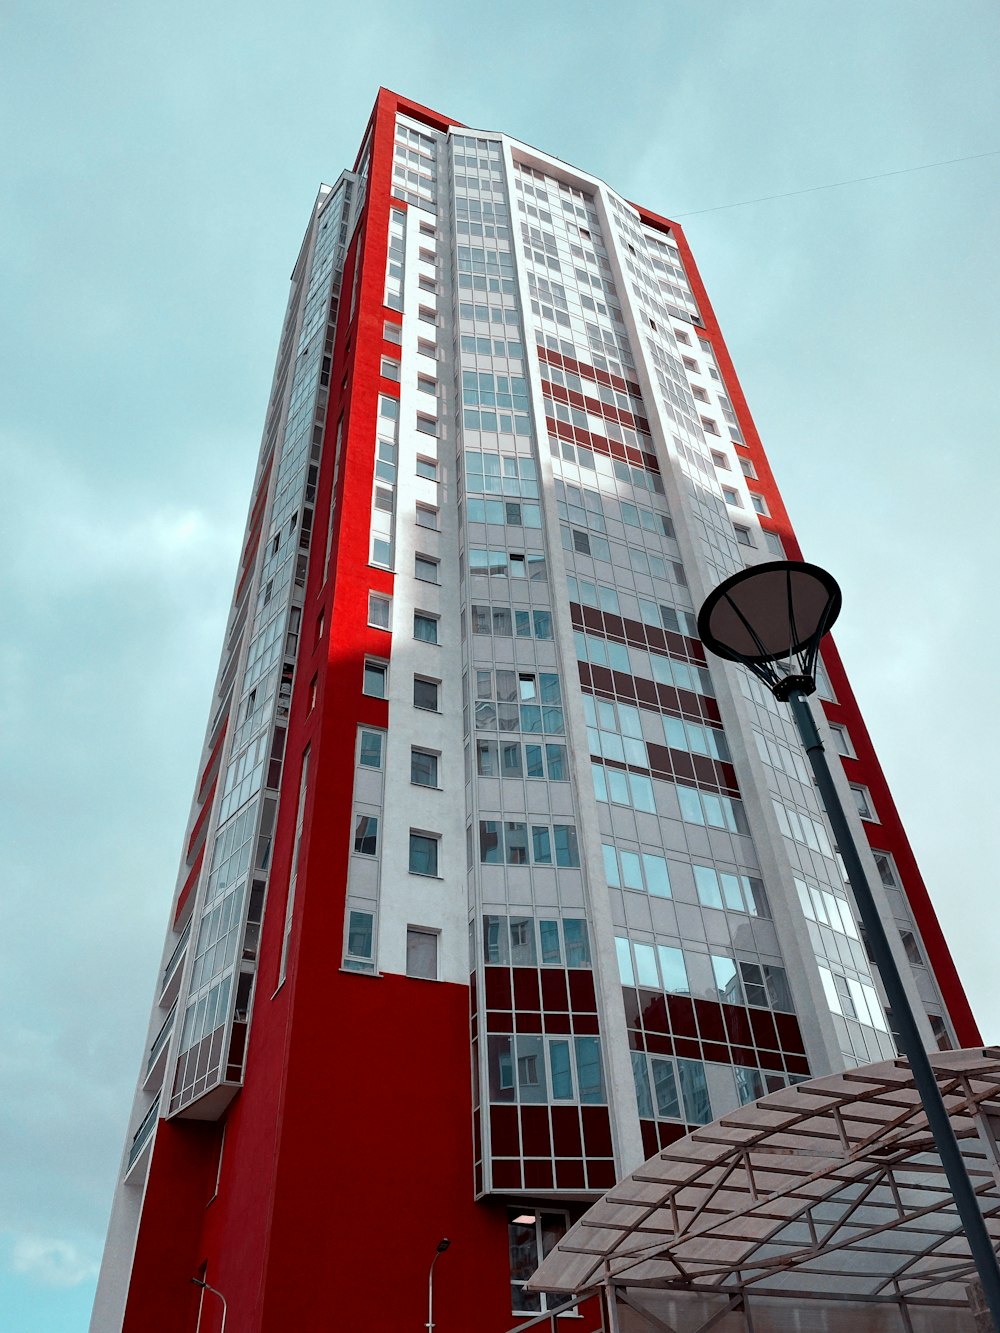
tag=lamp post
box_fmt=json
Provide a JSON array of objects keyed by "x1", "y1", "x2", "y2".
[
  {"x1": 191, "y1": 1276, "x2": 227, "y2": 1333},
  {"x1": 426, "y1": 1237, "x2": 451, "y2": 1333},
  {"x1": 697, "y1": 559, "x2": 1000, "y2": 1332}
]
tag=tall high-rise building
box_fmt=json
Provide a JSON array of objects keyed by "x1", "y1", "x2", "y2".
[{"x1": 92, "y1": 89, "x2": 979, "y2": 1333}]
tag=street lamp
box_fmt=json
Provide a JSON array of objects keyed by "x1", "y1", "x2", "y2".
[
  {"x1": 426, "y1": 1237, "x2": 451, "y2": 1333},
  {"x1": 698, "y1": 559, "x2": 1000, "y2": 1332},
  {"x1": 191, "y1": 1276, "x2": 227, "y2": 1333}
]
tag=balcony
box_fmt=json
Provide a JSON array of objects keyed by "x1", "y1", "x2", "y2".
[
  {"x1": 159, "y1": 919, "x2": 191, "y2": 1006},
  {"x1": 125, "y1": 1095, "x2": 160, "y2": 1177},
  {"x1": 143, "y1": 1001, "x2": 177, "y2": 1090}
]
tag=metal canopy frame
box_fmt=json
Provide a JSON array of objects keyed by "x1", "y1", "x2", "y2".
[{"x1": 528, "y1": 1049, "x2": 1000, "y2": 1315}]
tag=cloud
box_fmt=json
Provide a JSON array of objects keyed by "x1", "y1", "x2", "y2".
[
  {"x1": 1, "y1": 431, "x2": 243, "y2": 596},
  {"x1": 9, "y1": 1235, "x2": 99, "y2": 1289}
]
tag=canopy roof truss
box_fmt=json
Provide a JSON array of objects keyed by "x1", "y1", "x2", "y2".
[{"x1": 529, "y1": 1049, "x2": 1000, "y2": 1311}]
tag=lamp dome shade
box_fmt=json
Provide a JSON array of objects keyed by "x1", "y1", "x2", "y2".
[{"x1": 697, "y1": 561, "x2": 841, "y2": 666}]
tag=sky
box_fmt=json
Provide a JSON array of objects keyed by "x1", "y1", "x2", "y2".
[{"x1": 2, "y1": 2, "x2": 998, "y2": 1328}]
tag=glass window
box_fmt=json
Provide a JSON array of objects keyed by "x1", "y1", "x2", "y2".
[
  {"x1": 476, "y1": 740, "x2": 498, "y2": 776},
  {"x1": 408, "y1": 832, "x2": 439, "y2": 876},
  {"x1": 516, "y1": 1035, "x2": 546, "y2": 1102},
  {"x1": 410, "y1": 749, "x2": 439, "y2": 788},
  {"x1": 413, "y1": 677, "x2": 439, "y2": 711},
  {"x1": 415, "y1": 555, "x2": 439, "y2": 583},
  {"x1": 694, "y1": 865, "x2": 723, "y2": 909},
  {"x1": 416, "y1": 503, "x2": 438, "y2": 529},
  {"x1": 850, "y1": 784, "x2": 876, "y2": 821},
  {"x1": 711, "y1": 954, "x2": 741, "y2": 1003},
  {"x1": 763, "y1": 530, "x2": 784, "y2": 557},
  {"x1": 575, "y1": 1036, "x2": 605, "y2": 1103},
  {"x1": 354, "y1": 814, "x2": 378, "y2": 856},
  {"x1": 544, "y1": 744, "x2": 566, "y2": 780},
  {"x1": 631, "y1": 1050, "x2": 653, "y2": 1118},
  {"x1": 553, "y1": 825, "x2": 580, "y2": 867},
  {"x1": 634, "y1": 943, "x2": 659, "y2": 988},
  {"x1": 764, "y1": 964, "x2": 794, "y2": 1013},
  {"x1": 658, "y1": 946, "x2": 688, "y2": 994},
  {"x1": 416, "y1": 456, "x2": 437, "y2": 480},
  {"x1": 414, "y1": 612, "x2": 439, "y2": 644},
  {"x1": 505, "y1": 822, "x2": 529, "y2": 866},
  {"x1": 533, "y1": 610, "x2": 553, "y2": 639},
  {"x1": 358, "y1": 729, "x2": 383, "y2": 768},
  {"x1": 873, "y1": 850, "x2": 898, "y2": 888},
  {"x1": 562, "y1": 919, "x2": 590, "y2": 967},
  {"x1": 509, "y1": 918, "x2": 536, "y2": 965},
  {"x1": 620, "y1": 851, "x2": 643, "y2": 892},
  {"x1": 677, "y1": 785, "x2": 704, "y2": 825},
  {"x1": 550, "y1": 1041, "x2": 574, "y2": 1099},
  {"x1": 677, "y1": 1058, "x2": 712, "y2": 1124},
  {"x1": 406, "y1": 927, "x2": 438, "y2": 979},
  {"x1": 643, "y1": 854, "x2": 671, "y2": 898},
  {"x1": 735, "y1": 1066, "x2": 764, "y2": 1106},
  {"x1": 634, "y1": 773, "x2": 658, "y2": 810},
  {"x1": 615, "y1": 936, "x2": 635, "y2": 985},
  {"x1": 829, "y1": 724, "x2": 853, "y2": 757},
  {"x1": 508, "y1": 1210, "x2": 569, "y2": 1315},
  {"x1": 539, "y1": 919, "x2": 561, "y2": 966},
  {"x1": 531, "y1": 826, "x2": 552, "y2": 865},
  {"x1": 368, "y1": 593, "x2": 391, "y2": 628},
  {"x1": 363, "y1": 661, "x2": 387, "y2": 698},
  {"x1": 652, "y1": 1058, "x2": 681, "y2": 1118},
  {"x1": 480, "y1": 820, "x2": 502, "y2": 865},
  {"x1": 345, "y1": 910, "x2": 374, "y2": 967},
  {"x1": 483, "y1": 915, "x2": 508, "y2": 965}
]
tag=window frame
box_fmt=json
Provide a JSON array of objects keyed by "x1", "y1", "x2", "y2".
[
  {"x1": 405, "y1": 926, "x2": 439, "y2": 980},
  {"x1": 363, "y1": 659, "x2": 388, "y2": 698},
  {"x1": 367, "y1": 592, "x2": 391, "y2": 629},
  {"x1": 413, "y1": 675, "x2": 440, "y2": 712},
  {"x1": 413, "y1": 611, "x2": 440, "y2": 645},
  {"x1": 733, "y1": 524, "x2": 754, "y2": 547},
  {"x1": 828, "y1": 723, "x2": 855, "y2": 758},
  {"x1": 408, "y1": 830, "x2": 440, "y2": 878},
  {"x1": 414, "y1": 554, "x2": 440, "y2": 583},
  {"x1": 410, "y1": 747, "x2": 440, "y2": 789},
  {"x1": 850, "y1": 783, "x2": 877, "y2": 822}
]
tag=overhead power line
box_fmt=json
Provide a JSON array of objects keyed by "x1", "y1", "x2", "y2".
[{"x1": 673, "y1": 149, "x2": 1000, "y2": 217}]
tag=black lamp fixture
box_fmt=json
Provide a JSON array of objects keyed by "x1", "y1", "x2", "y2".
[
  {"x1": 697, "y1": 559, "x2": 841, "y2": 700},
  {"x1": 697, "y1": 558, "x2": 1000, "y2": 1331}
]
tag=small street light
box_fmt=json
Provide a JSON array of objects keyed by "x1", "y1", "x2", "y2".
[
  {"x1": 426, "y1": 1237, "x2": 451, "y2": 1333},
  {"x1": 698, "y1": 559, "x2": 1000, "y2": 1332},
  {"x1": 191, "y1": 1276, "x2": 227, "y2": 1333}
]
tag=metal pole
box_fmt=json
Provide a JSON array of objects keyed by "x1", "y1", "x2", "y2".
[
  {"x1": 427, "y1": 1251, "x2": 440, "y2": 1333},
  {"x1": 786, "y1": 687, "x2": 1000, "y2": 1330},
  {"x1": 192, "y1": 1279, "x2": 227, "y2": 1333}
]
